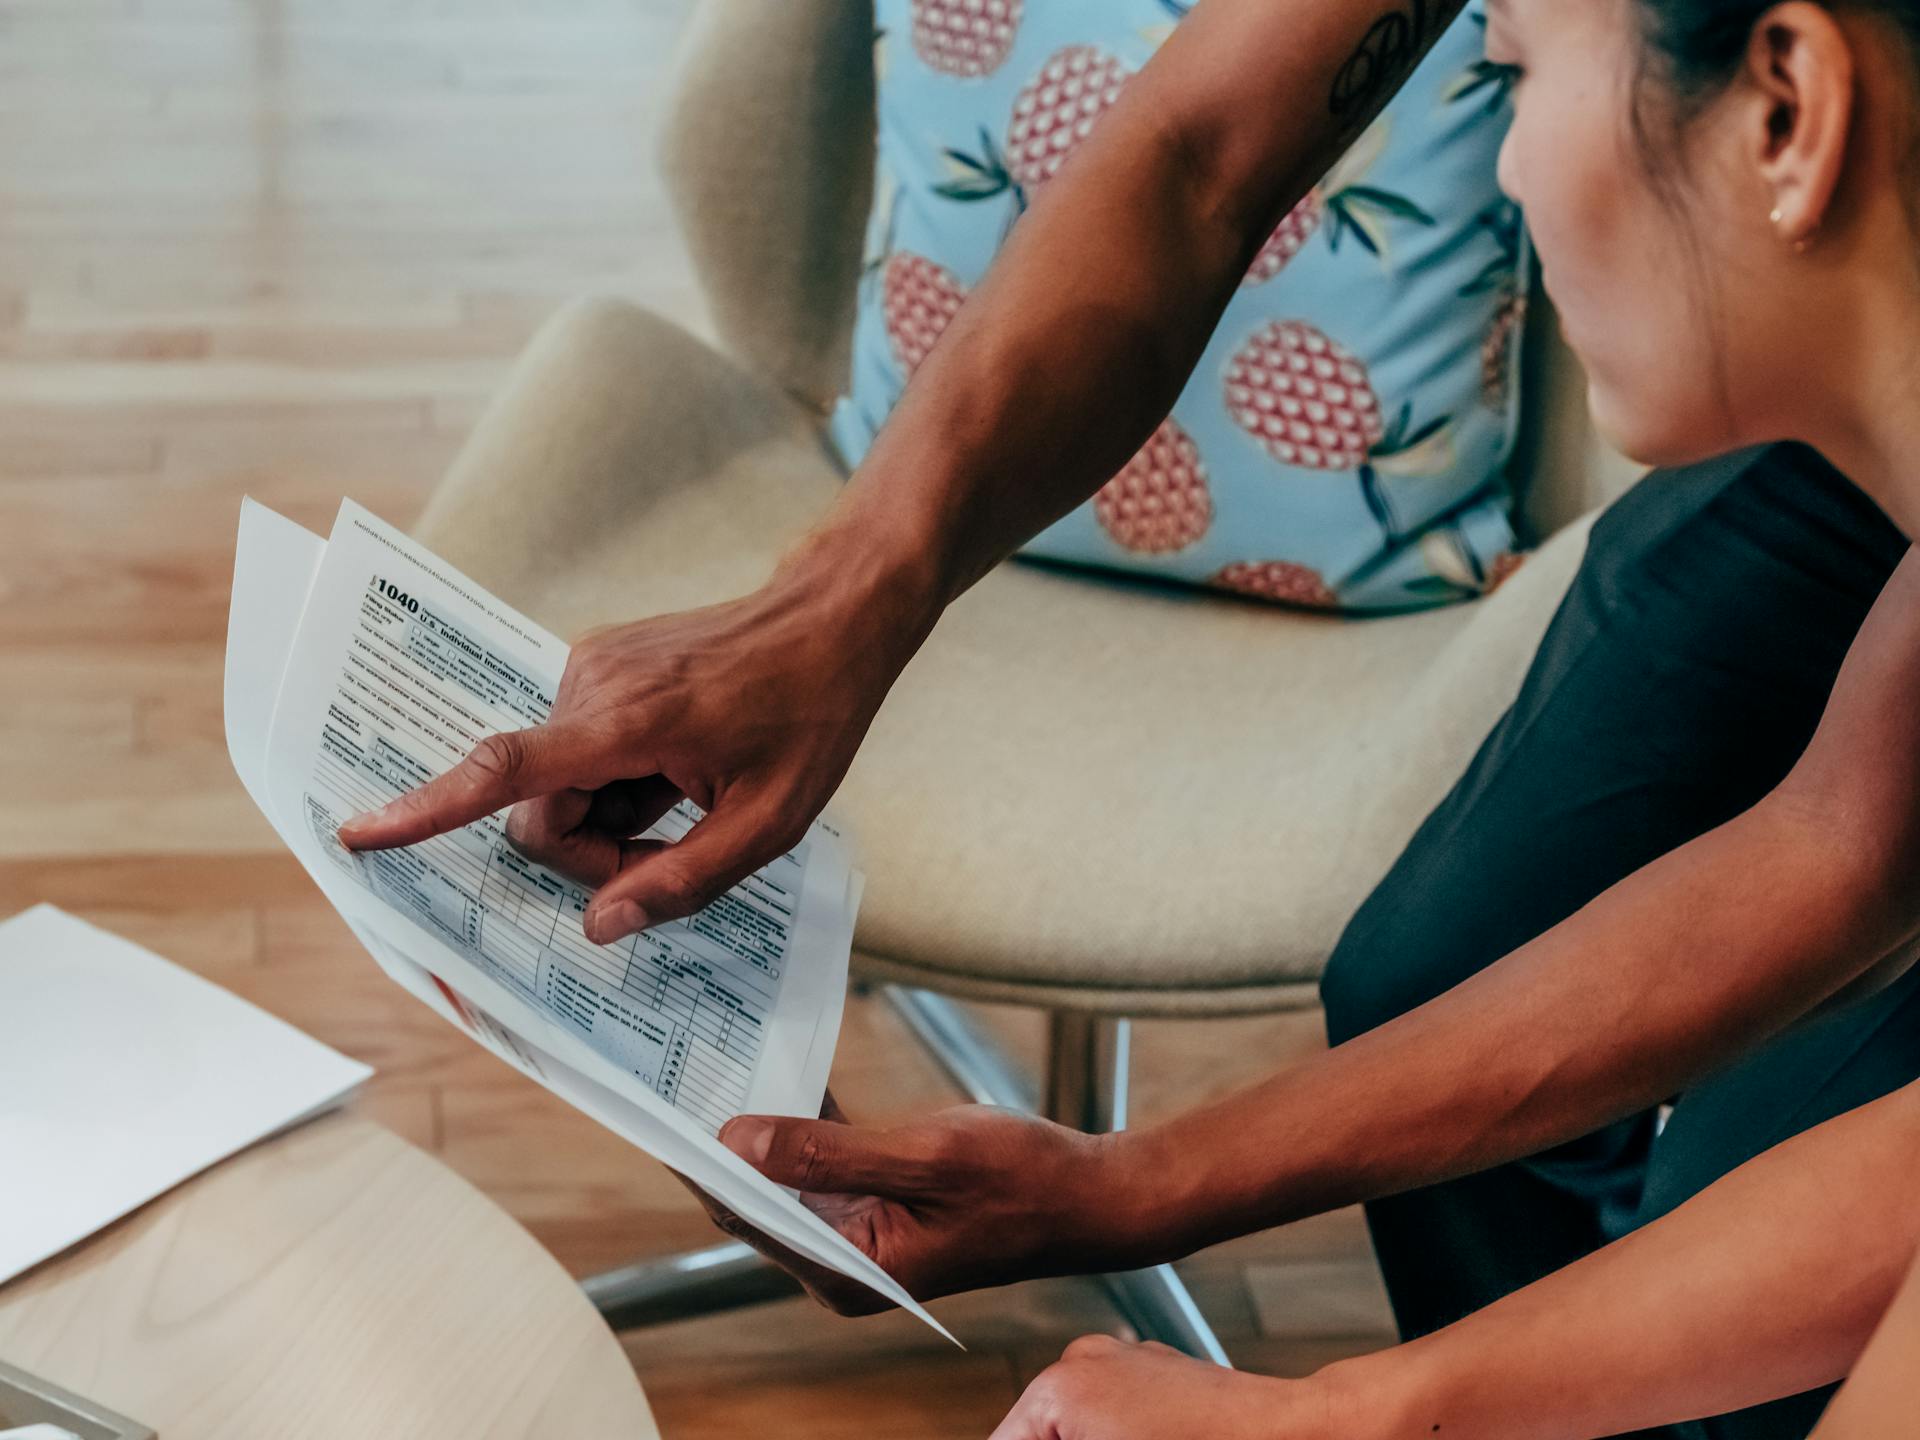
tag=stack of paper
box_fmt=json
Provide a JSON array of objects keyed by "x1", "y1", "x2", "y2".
[
  {"x1": 0, "y1": 905, "x2": 371, "y2": 1285},
  {"x1": 225, "y1": 498, "x2": 948, "y2": 1338}
]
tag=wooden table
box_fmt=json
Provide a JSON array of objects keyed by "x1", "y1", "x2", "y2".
[{"x1": 0, "y1": 1115, "x2": 658, "y2": 1439}]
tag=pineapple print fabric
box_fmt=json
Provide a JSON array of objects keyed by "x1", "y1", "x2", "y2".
[{"x1": 830, "y1": 0, "x2": 1533, "y2": 612}]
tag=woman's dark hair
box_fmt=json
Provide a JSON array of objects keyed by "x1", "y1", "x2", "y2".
[{"x1": 1633, "y1": 1, "x2": 1920, "y2": 125}]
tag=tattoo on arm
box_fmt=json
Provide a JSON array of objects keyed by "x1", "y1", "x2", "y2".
[{"x1": 1329, "y1": 0, "x2": 1436, "y2": 118}]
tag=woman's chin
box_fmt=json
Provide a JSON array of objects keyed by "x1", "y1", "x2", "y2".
[{"x1": 1586, "y1": 385, "x2": 1722, "y2": 472}]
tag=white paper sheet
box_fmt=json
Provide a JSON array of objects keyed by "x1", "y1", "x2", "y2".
[
  {"x1": 225, "y1": 498, "x2": 948, "y2": 1339},
  {"x1": 0, "y1": 905, "x2": 371, "y2": 1285}
]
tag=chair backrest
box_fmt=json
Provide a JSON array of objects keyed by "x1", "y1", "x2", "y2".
[
  {"x1": 657, "y1": 0, "x2": 1643, "y2": 535},
  {"x1": 657, "y1": 0, "x2": 877, "y2": 414}
]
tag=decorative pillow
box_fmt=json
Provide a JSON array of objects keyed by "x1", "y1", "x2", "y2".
[{"x1": 829, "y1": 0, "x2": 1534, "y2": 611}]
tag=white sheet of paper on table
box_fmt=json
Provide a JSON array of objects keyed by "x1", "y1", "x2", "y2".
[
  {"x1": 224, "y1": 498, "x2": 950, "y2": 1341},
  {"x1": 0, "y1": 905, "x2": 371, "y2": 1286}
]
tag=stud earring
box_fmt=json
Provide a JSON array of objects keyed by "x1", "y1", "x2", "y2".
[{"x1": 1771, "y1": 205, "x2": 1813, "y2": 254}]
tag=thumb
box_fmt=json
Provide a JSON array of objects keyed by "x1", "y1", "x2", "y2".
[
  {"x1": 719, "y1": 1115, "x2": 941, "y2": 1197},
  {"x1": 581, "y1": 785, "x2": 806, "y2": 940}
]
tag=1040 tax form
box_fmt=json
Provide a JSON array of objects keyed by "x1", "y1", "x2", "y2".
[{"x1": 225, "y1": 497, "x2": 950, "y2": 1338}]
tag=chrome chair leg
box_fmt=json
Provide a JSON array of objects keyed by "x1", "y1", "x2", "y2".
[
  {"x1": 1100, "y1": 1265, "x2": 1232, "y2": 1366},
  {"x1": 1038, "y1": 1009, "x2": 1230, "y2": 1366},
  {"x1": 585, "y1": 1240, "x2": 802, "y2": 1328},
  {"x1": 881, "y1": 984, "x2": 1038, "y2": 1110}
]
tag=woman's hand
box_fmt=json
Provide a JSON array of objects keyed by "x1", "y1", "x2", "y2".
[
  {"x1": 690, "y1": 1096, "x2": 1155, "y2": 1312},
  {"x1": 336, "y1": 536, "x2": 937, "y2": 943},
  {"x1": 991, "y1": 1335, "x2": 1344, "y2": 1440}
]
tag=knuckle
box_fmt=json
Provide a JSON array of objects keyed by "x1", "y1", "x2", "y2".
[
  {"x1": 567, "y1": 632, "x2": 622, "y2": 689},
  {"x1": 1063, "y1": 1334, "x2": 1116, "y2": 1363},
  {"x1": 646, "y1": 863, "x2": 711, "y2": 918},
  {"x1": 570, "y1": 650, "x2": 607, "y2": 690},
  {"x1": 467, "y1": 733, "x2": 525, "y2": 786},
  {"x1": 793, "y1": 1130, "x2": 835, "y2": 1189}
]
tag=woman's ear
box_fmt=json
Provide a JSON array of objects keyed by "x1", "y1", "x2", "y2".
[{"x1": 1744, "y1": 2, "x2": 1854, "y2": 246}]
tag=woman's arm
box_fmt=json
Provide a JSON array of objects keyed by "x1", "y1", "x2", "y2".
[
  {"x1": 1317, "y1": 1081, "x2": 1920, "y2": 1439},
  {"x1": 1117, "y1": 553, "x2": 1920, "y2": 1263},
  {"x1": 1807, "y1": 1238, "x2": 1920, "y2": 1439},
  {"x1": 704, "y1": 556, "x2": 1920, "y2": 1312},
  {"x1": 981, "y1": 1081, "x2": 1920, "y2": 1440}
]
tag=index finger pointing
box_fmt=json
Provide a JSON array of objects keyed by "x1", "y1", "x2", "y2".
[{"x1": 337, "y1": 723, "x2": 589, "y2": 851}]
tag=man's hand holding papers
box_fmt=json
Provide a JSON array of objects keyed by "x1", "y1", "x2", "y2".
[
  {"x1": 679, "y1": 1092, "x2": 1136, "y2": 1314},
  {"x1": 337, "y1": 530, "x2": 933, "y2": 947},
  {"x1": 225, "y1": 497, "x2": 950, "y2": 1338}
]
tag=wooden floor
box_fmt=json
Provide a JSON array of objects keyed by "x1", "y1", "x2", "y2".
[{"x1": 0, "y1": 1, "x2": 1392, "y2": 1433}]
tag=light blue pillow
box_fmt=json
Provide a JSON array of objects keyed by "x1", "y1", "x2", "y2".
[{"x1": 831, "y1": 0, "x2": 1532, "y2": 611}]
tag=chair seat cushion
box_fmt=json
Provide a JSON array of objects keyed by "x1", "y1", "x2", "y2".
[{"x1": 418, "y1": 298, "x2": 1590, "y2": 1016}]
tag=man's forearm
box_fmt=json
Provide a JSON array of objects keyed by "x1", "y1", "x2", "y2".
[
  {"x1": 1114, "y1": 788, "x2": 1917, "y2": 1264},
  {"x1": 789, "y1": 0, "x2": 1469, "y2": 616},
  {"x1": 1319, "y1": 1083, "x2": 1920, "y2": 1439}
]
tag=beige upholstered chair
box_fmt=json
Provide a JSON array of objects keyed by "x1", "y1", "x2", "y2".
[{"x1": 414, "y1": 0, "x2": 1644, "y2": 1356}]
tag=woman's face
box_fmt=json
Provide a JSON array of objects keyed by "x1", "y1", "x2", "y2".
[{"x1": 1486, "y1": 0, "x2": 1788, "y2": 465}]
